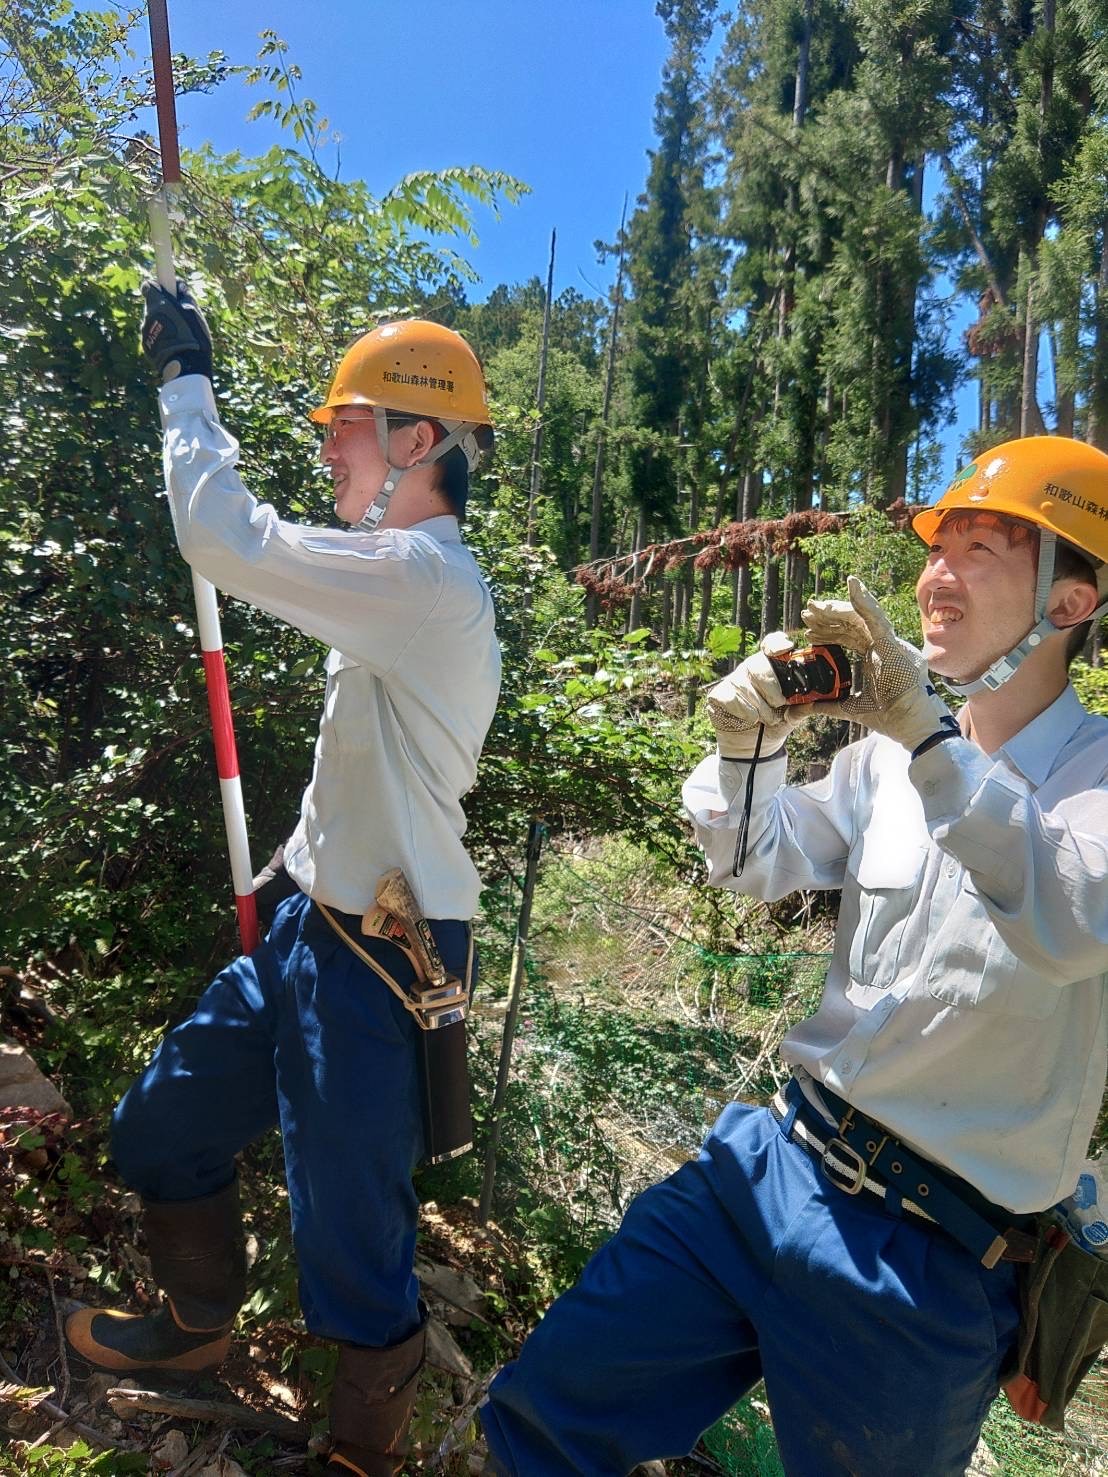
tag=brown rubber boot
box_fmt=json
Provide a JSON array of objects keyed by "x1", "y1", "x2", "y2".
[
  {"x1": 326, "y1": 1321, "x2": 427, "y2": 1477},
  {"x1": 66, "y1": 1178, "x2": 245, "y2": 1375}
]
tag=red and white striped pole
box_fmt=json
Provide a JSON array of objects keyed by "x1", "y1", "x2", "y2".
[{"x1": 146, "y1": 0, "x2": 260, "y2": 954}]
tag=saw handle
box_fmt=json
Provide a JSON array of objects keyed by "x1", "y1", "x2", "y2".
[{"x1": 374, "y1": 868, "x2": 447, "y2": 983}]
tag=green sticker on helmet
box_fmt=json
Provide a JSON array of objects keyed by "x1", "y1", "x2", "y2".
[{"x1": 947, "y1": 461, "x2": 978, "y2": 490}]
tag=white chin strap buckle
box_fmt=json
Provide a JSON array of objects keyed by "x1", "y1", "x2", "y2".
[{"x1": 356, "y1": 410, "x2": 404, "y2": 531}]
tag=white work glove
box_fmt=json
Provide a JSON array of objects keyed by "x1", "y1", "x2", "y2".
[
  {"x1": 801, "y1": 576, "x2": 959, "y2": 755},
  {"x1": 706, "y1": 633, "x2": 812, "y2": 760}
]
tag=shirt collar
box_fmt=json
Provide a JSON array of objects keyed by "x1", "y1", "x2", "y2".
[
  {"x1": 410, "y1": 514, "x2": 461, "y2": 543},
  {"x1": 998, "y1": 684, "x2": 1087, "y2": 787}
]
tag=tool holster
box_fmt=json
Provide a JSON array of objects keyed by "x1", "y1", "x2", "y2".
[{"x1": 327, "y1": 1320, "x2": 427, "y2": 1477}]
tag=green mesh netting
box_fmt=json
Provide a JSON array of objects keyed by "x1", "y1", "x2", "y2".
[{"x1": 701, "y1": 1394, "x2": 785, "y2": 1477}]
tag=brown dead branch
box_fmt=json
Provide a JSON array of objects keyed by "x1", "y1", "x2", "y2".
[{"x1": 105, "y1": 1386, "x2": 310, "y2": 1441}]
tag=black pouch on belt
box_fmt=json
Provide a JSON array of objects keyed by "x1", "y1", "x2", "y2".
[
  {"x1": 1003, "y1": 1215, "x2": 1108, "y2": 1429},
  {"x1": 418, "y1": 1014, "x2": 473, "y2": 1166}
]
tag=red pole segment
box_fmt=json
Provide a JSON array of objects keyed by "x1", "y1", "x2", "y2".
[
  {"x1": 146, "y1": 0, "x2": 260, "y2": 953},
  {"x1": 146, "y1": 0, "x2": 181, "y2": 184}
]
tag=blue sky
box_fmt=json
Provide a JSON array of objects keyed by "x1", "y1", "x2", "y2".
[
  {"x1": 134, "y1": 0, "x2": 978, "y2": 474},
  {"x1": 150, "y1": 0, "x2": 673, "y2": 305}
]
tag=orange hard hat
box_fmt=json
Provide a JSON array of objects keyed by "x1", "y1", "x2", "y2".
[{"x1": 310, "y1": 320, "x2": 491, "y2": 428}]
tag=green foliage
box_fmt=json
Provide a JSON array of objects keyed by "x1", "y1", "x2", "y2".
[
  {"x1": 0, "y1": 1447, "x2": 148, "y2": 1475},
  {"x1": 1071, "y1": 660, "x2": 1108, "y2": 717},
  {"x1": 463, "y1": 474, "x2": 709, "y2": 875},
  {"x1": 798, "y1": 503, "x2": 925, "y2": 640},
  {"x1": 485, "y1": 333, "x2": 602, "y2": 567},
  {"x1": 978, "y1": 1392, "x2": 1080, "y2": 1476},
  {"x1": 0, "y1": 7, "x2": 532, "y2": 984}
]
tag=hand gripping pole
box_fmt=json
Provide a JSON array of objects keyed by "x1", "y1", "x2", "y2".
[{"x1": 146, "y1": 0, "x2": 259, "y2": 953}]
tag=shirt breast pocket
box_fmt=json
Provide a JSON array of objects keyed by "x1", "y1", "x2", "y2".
[
  {"x1": 927, "y1": 885, "x2": 1060, "y2": 1020},
  {"x1": 847, "y1": 842, "x2": 926, "y2": 992}
]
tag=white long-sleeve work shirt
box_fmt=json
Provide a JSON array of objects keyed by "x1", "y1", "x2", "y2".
[
  {"x1": 683, "y1": 684, "x2": 1108, "y2": 1213},
  {"x1": 158, "y1": 376, "x2": 500, "y2": 920}
]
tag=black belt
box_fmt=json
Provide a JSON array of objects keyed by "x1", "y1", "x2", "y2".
[{"x1": 772, "y1": 1077, "x2": 1036, "y2": 1269}]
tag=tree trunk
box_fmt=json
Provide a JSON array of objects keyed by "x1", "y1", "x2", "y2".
[
  {"x1": 1051, "y1": 324, "x2": 1075, "y2": 436},
  {"x1": 683, "y1": 465, "x2": 699, "y2": 643},
  {"x1": 587, "y1": 201, "x2": 627, "y2": 627},
  {"x1": 783, "y1": 549, "x2": 808, "y2": 631},
  {"x1": 761, "y1": 551, "x2": 781, "y2": 638},
  {"x1": 794, "y1": 0, "x2": 813, "y2": 127},
  {"x1": 695, "y1": 566, "x2": 713, "y2": 647},
  {"x1": 627, "y1": 508, "x2": 647, "y2": 632},
  {"x1": 1020, "y1": 0, "x2": 1054, "y2": 440},
  {"x1": 736, "y1": 469, "x2": 759, "y2": 646},
  {"x1": 687, "y1": 566, "x2": 714, "y2": 716},
  {"x1": 1020, "y1": 254, "x2": 1046, "y2": 437},
  {"x1": 1088, "y1": 226, "x2": 1108, "y2": 451},
  {"x1": 526, "y1": 228, "x2": 556, "y2": 548}
]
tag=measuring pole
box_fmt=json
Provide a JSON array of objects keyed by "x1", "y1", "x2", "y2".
[{"x1": 146, "y1": 0, "x2": 259, "y2": 953}]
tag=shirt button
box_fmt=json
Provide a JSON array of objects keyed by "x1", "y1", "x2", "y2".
[
  {"x1": 841, "y1": 1059, "x2": 854, "y2": 1073},
  {"x1": 945, "y1": 861, "x2": 957, "y2": 879},
  {"x1": 924, "y1": 780, "x2": 938, "y2": 795}
]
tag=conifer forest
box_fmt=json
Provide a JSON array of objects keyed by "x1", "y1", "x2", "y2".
[{"x1": 3, "y1": 1, "x2": 1108, "y2": 1473}]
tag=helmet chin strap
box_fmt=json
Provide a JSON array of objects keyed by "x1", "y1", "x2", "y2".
[
  {"x1": 356, "y1": 408, "x2": 479, "y2": 532},
  {"x1": 941, "y1": 529, "x2": 1108, "y2": 696}
]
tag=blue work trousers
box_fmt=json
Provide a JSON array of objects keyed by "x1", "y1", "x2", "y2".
[
  {"x1": 111, "y1": 891, "x2": 471, "y2": 1347},
  {"x1": 481, "y1": 1099, "x2": 1020, "y2": 1476}
]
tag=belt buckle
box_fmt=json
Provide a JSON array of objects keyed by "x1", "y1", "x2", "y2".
[{"x1": 822, "y1": 1137, "x2": 868, "y2": 1195}]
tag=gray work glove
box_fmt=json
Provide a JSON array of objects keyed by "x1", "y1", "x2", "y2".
[
  {"x1": 706, "y1": 633, "x2": 812, "y2": 760},
  {"x1": 801, "y1": 576, "x2": 959, "y2": 754},
  {"x1": 141, "y1": 279, "x2": 213, "y2": 383}
]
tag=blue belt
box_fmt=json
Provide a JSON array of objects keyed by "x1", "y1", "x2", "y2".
[{"x1": 772, "y1": 1077, "x2": 1036, "y2": 1269}]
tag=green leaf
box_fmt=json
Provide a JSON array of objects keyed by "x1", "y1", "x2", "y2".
[{"x1": 707, "y1": 626, "x2": 743, "y2": 657}]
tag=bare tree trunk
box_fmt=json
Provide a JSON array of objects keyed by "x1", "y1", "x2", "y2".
[
  {"x1": 736, "y1": 469, "x2": 758, "y2": 647},
  {"x1": 688, "y1": 566, "x2": 714, "y2": 715},
  {"x1": 783, "y1": 549, "x2": 808, "y2": 630},
  {"x1": 1020, "y1": 255, "x2": 1047, "y2": 437},
  {"x1": 661, "y1": 580, "x2": 672, "y2": 649},
  {"x1": 1051, "y1": 324, "x2": 1075, "y2": 436},
  {"x1": 627, "y1": 508, "x2": 647, "y2": 632},
  {"x1": 1021, "y1": 0, "x2": 1054, "y2": 440},
  {"x1": 794, "y1": 0, "x2": 813, "y2": 126},
  {"x1": 526, "y1": 229, "x2": 556, "y2": 549},
  {"x1": 586, "y1": 201, "x2": 627, "y2": 627},
  {"x1": 696, "y1": 567, "x2": 713, "y2": 647},
  {"x1": 1088, "y1": 227, "x2": 1108, "y2": 451},
  {"x1": 683, "y1": 469, "x2": 698, "y2": 641},
  {"x1": 761, "y1": 552, "x2": 781, "y2": 638},
  {"x1": 941, "y1": 157, "x2": 1009, "y2": 309}
]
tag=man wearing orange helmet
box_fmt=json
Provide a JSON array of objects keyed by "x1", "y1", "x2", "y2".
[
  {"x1": 480, "y1": 437, "x2": 1108, "y2": 1475},
  {"x1": 66, "y1": 285, "x2": 500, "y2": 1477}
]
